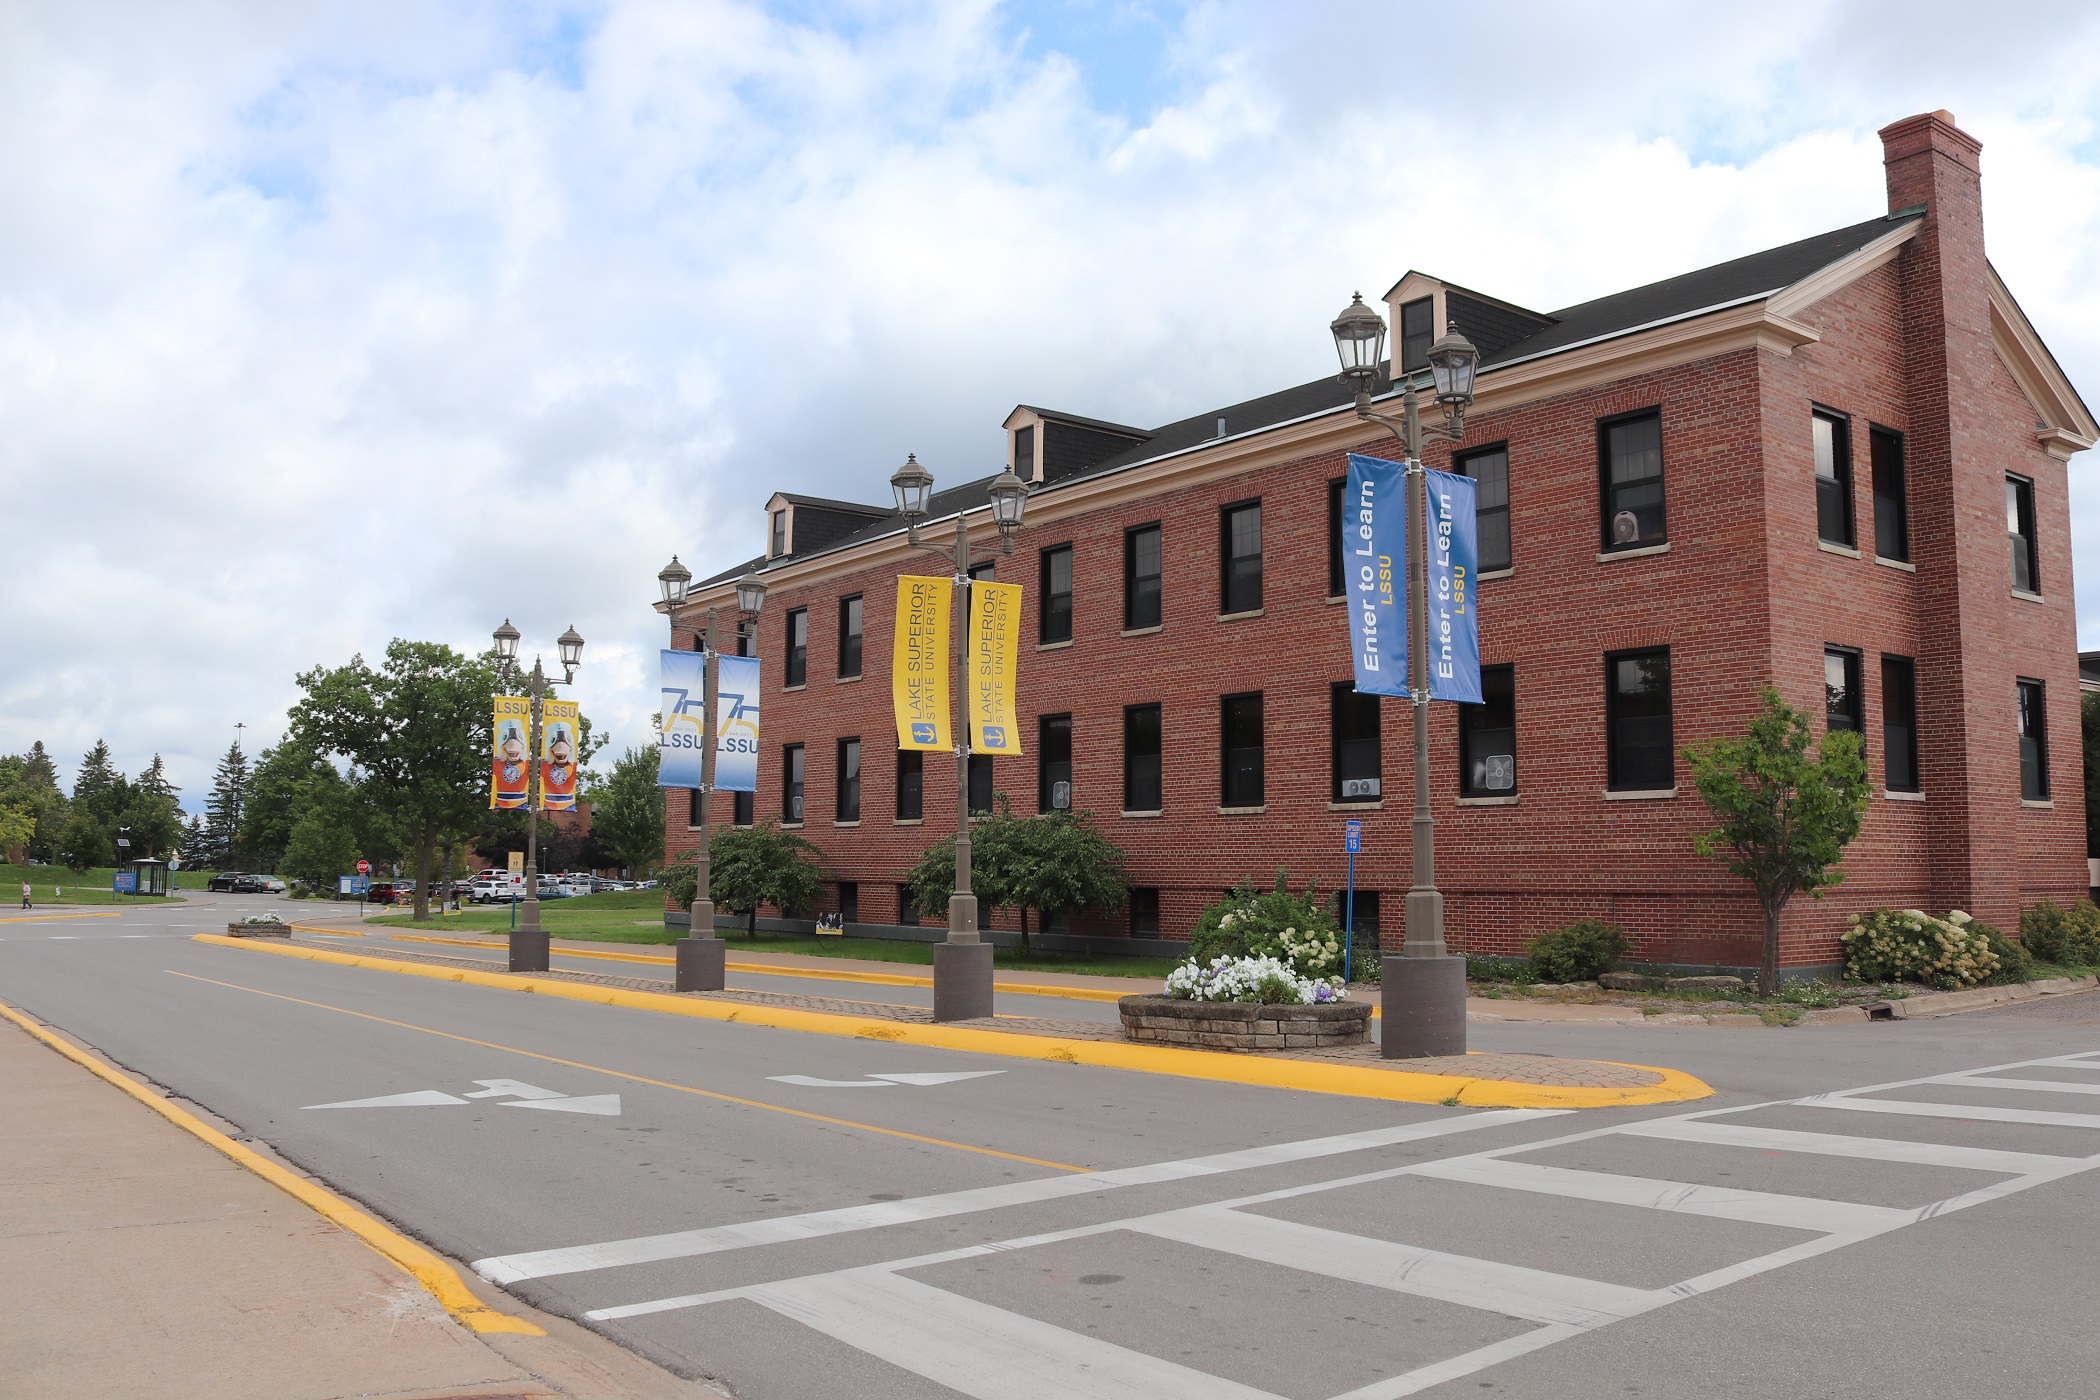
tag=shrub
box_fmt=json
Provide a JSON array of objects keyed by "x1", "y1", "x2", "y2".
[
  {"x1": 1188, "y1": 873, "x2": 1344, "y2": 979},
  {"x1": 2019, "y1": 899, "x2": 2100, "y2": 967},
  {"x1": 1841, "y1": 908, "x2": 1999, "y2": 989},
  {"x1": 1524, "y1": 918, "x2": 1629, "y2": 983},
  {"x1": 1164, "y1": 954, "x2": 1345, "y2": 1005},
  {"x1": 1975, "y1": 919, "x2": 2032, "y2": 984}
]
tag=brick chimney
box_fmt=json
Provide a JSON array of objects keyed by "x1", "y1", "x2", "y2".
[{"x1": 1880, "y1": 110, "x2": 2017, "y2": 923}]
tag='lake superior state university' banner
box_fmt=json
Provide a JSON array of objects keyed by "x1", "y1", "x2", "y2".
[
  {"x1": 968, "y1": 580, "x2": 1023, "y2": 755},
  {"x1": 540, "y1": 698, "x2": 580, "y2": 810},
  {"x1": 491, "y1": 696, "x2": 531, "y2": 808},
  {"x1": 657, "y1": 648, "x2": 707, "y2": 788},
  {"x1": 1423, "y1": 466, "x2": 1482, "y2": 703},
  {"x1": 893, "y1": 576, "x2": 952, "y2": 752},
  {"x1": 1344, "y1": 453, "x2": 1409, "y2": 697},
  {"x1": 712, "y1": 653, "x2": 760, "y2": 793}
]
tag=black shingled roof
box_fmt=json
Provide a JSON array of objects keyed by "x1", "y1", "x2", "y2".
[{"x1": 694, "y1": 210, "x2": 1922, "y2": 587}]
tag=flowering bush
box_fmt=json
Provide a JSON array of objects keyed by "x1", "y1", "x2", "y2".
[
  {"x1": 1841, "y1": 908, "x2": 2000, "y2": 989},
  {"x1": 2019, "y1": 900, "x2": 2100, "y2": 967},
  {"x1": 1189, "y1": 873, "x2": 1346, "y2": 979},
  {"x1": 1164, "y1": 954, "x2": 1346, "y2": 1005},
  {"x1": 237, "y1": 911, "x2": 284, "y2": 924}
]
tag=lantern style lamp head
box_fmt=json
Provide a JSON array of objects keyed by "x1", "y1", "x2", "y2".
[
  {"x1": 735, "y1": 571, "x2": 768, "y2": 618},
  {"x1": 492, "y1": 619, "x2": 521, "y2": 666},
  {"x1": 657, "y1": 555, "x2": 692, "y2": 608},
  {"x1": 557, "y1": 625, "x2": 585, "y2": 674},
  {"x1": 987, "y1": 468, "x2": 1028, "y2": 535},
  {"x1": 1330, "y1": 292, "x2": 1387, "y2": 394},
  {"x1": 1426, "y1": 328, "x2": 1480, "y2": 408},
  {"x1": 890, "y1": 453, "x2": 935, "y2": 523}
]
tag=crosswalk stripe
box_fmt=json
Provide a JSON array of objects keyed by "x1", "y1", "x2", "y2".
[
  {"x1": 746, "y1": 1270, "x2": 1281, "y2": 1400},
  {"x1": 1941, "y1": 1075, "x2": 2100, "y2": 1097},
  {"x1": 1613, "y1": 1118, "x2": 2080, "y2": 1175},
  {"x1": 1128, "y1": 1205, "x2": 1660, "y2": 1327},
  {"x1": 1799, "y1": 1094, "x2": 2100, "y2": 1131},
  {"x1": 1406, "y1": 1156, "x2": 1912, "y2": 1235}
]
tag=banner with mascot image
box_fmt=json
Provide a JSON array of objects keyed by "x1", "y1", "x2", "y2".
[
  {"x1": 540, "y1": 699, "x2": 580, "y2": 810},
  {"x1": 491, "y1": 697, "x2": 531, "y2": 808}
]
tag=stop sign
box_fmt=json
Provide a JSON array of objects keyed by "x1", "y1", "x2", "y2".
[{"x1": 355, "y1": 860, "x2": 371, "y2": 874}]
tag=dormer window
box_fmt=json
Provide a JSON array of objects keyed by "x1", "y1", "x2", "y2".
[
  {"x1": 1399, "y1": 297, "x2": 1435, "y2": 373},
  {"x1": 769, "y1": 509, "x2": 787, "y2": 558}
]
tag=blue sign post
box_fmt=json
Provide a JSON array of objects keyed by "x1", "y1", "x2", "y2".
[{"x1": 1343, "y1": 820, "x2": 1362, "y2": 983}]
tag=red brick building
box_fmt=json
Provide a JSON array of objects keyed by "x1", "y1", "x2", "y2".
[{"x1": 662, "y1": 112, "x2": 2095, "y2": 974}]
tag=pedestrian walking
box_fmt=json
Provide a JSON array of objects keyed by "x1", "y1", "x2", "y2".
[{"x1": 20, "y1": 881, "x2": 30, "y2": 909}]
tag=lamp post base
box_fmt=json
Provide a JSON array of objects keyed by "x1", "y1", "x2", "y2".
[
  {"x1": 932, "y1": 941, "x2": 995, "y2": 1022},
  {"x1": 509, "y1": 928, "x2": 550, "y2": 973},
  {"x1": 675, "y1": 936, "x2": 727, "y2": 992},
  {"x1": 1380, "y1": 953, "x2": 1467, "y2": 1058}
]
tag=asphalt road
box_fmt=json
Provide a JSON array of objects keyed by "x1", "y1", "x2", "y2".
[{"x1": 6, "y1": 895, "x2": 2100, "y2": 1399}]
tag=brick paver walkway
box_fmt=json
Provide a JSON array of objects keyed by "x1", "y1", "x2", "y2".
[{"x1": 281, "y1": 937, "x2": 1659, "y2": 1089}]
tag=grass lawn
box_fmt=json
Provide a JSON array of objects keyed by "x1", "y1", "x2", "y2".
[
  {"x1": 372, "y1": 890, "x2": 1184, "y2": 979},
  {"x1": 0, "y1": 864, "x2": 224, "y2": 906}
]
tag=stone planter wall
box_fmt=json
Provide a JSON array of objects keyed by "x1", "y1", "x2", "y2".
[
  {"x1": 1118, "y1": 994, "x2": 1370, "y2": 1051},
  {"x1": 225, "y1": 922, "x2": 290, "y2": 938}
]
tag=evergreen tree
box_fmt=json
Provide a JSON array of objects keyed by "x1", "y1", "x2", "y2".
[
  {"x1": 590, "y1": 745, "x2": 665, "y2": 877},
  {"x1": 0, "y1": 742, "x2": 66, "y2": 862},
  {"x1": 73, "y1": 740, "x2": 129, "y2": 831},
  {"x1": 202, "y1": 741, "x2": 251, "y2": 869},
  {"x1": 122, "y1": 755, "x2": 183, "y2": 858},
  {"x1": 178, "y1": 813, "x2": 207, "y2": 868}
]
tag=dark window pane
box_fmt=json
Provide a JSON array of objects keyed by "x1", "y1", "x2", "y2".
[
  {"x1": 968, "y1": 560, "x2": 996, "y2": 582},
  {"x1": 1871, "y1": 427, "x2": 1908, "y2": 562},
  {"x1": 837, "y1": 882, "x2": 857, "y2": 924},
  {"x1": 1460, "y1": 664, "x2": 1517, "y2": 795},
  {"x1": 1222, "y1": 693, "x2": 1264, "y2": 806},
  {"x1": 1125, "y1": 524, "x2": 1162, "y2": 629},
  {"x1": 1039, "y1": 714, "x2": 1073, "y2": 812},
  {"x1": 1814, "y1": 412, "x2": 1854, "y2": 547},
  {"x1": 836, "y1": 738, "x2": 860, "y2": 822},
  {"x1": 1825, "y1": 649, "x2": 1862, "y2": 732},
  {"x1": 1013, "y1": 425, "x2": 1035, "y2": 480},
  {"x1": 688, "y1": 786, "x2": 703, "y2": 827},
  {"x1": 770, "y1": 510, "x2": 786, "y2": 557},
  {"x1": 896, "y1": 750, "x2": 923, "y2": 821},
  {"x1": 1882, "y1": 655, "x2": 1920, "y2": 793},
  {"x1": 2008, "y1": 476, "x2": 2039, "y2": 593},
  {"x1": 1124, "y1": 704, "x2": 1162, "y2": 811},
  {"x1": 1328, "y1": 479, "x2": 1345, "y2": 598},
  {"x1": 1607, "y1": 650, "x2": 1673, "y2": 790},
  {"x1": 1040, "y1": 546, "x2": 1073, "y2": 644},
  {"x1": 1331, "y1": 683, "x2": 1381, "y2": 802},
  {"x1": 785, "y1": 608, "x2": 808, "y2": 687},
  {"x1": 1399, "y1": 297, "x2": 1433, "y2": 373},
  {"x1": 1222, "y1": 503, "x2": 1262, "y2": 614},
  {"x1": 733, "y1": 790, "x2": 754, "y2": 826},
  {"x1": 838, "y1": 595, "x2": 862, "y2": 677},
  {"x1": 783, "y1": 744, "x2": 805, "y2": 821},
  {"x1": 1458, "y1": 447, "x2": 1511, "y2": 573},
  {"x1": 1129, "y1": 887, "x2": 1160, "y2": 936},
  {"x1": 968, "y1": 753, "x2": 993, "y2": 816},
  {"x1": 2018, "y1": 679, "x2": 2048, "y2": 800},
  {"x1": 1601, "y1": 413, "x2": 1665, "y2": 550},
  {"x1": 897, "y1": 884, "x2": 919, "y2": 926},
  {"x1": 1340, "y1": 889, "x2": 1379, "y2": 950}
]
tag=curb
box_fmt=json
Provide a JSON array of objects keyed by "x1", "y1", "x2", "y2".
[
  {"x1": 0, "y1": 995, "x2": 542, "y2": 1337},
  {"x1": 191, "y1": 934, "x2": 1711, "y2": 1110},
  {"x1": 1870, "y1": 974, "x2": 2100, "y2": 1019}
]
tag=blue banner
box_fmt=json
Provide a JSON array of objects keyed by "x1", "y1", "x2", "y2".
[
  {"x1": 658, "y1": 648, "x2": 707, "y2": 788},
  {"x1": 1344, "y1": 453, "x2": 1409, "y2": 697},
  {"x1": 1423, "y1": 467, "x2": 1482, "y2": 703},
  {"x1": 713, "y1": 654, "x2": 761, "y2": 793}
]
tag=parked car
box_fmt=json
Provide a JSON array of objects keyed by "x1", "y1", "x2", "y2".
[
  {"x1": 470, "y1": 873, "x2": 525, "y2": 904},
  {"x1": 207, "y1": 873, "x2": 268, "y2": 893},
  {"x1": 260, "y1": 877, "x2": 286, "y2": 894},
  {"x1": 367, "y1": 881, "x2": 403, "y2": 905}
]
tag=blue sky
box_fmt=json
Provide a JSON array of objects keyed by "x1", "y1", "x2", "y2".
[{"x1": 6, "y1": 0, "x2": 2100, "y2": 803}]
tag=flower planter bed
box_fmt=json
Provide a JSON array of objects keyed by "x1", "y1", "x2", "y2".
[
  {"x1": 1118, "y1": 994, "x2": 1370, "y2": 1050},
  {"x1": 225, "y1": 921, "x2": 290, "y2": 938}
]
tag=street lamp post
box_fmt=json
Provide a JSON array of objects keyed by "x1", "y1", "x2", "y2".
[
  {"x1": 889, "y1": 453, "x2": 1029, "y2": 1021},
  {"x1": 492, "y1": 619, "x2": 585, "y2": 974},
  {"x1": 1330, "y1": 293, "x2": 1480, "y2": 1058},
  {"x1": 657, "y1": 557, "x2": 768, "y2": 992}
]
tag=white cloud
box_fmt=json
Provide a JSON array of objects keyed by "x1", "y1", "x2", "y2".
[{"x1": 6, "y1": 0, "x2": 2100, "y2": 803}]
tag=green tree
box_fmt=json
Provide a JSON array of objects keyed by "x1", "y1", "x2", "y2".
[
  {"x1": 905, "y1": 806, "x2": 1130, "y2": 950},
  {"x1": 278, "y1": 767, "x2": 363, "y2": 895},
  {"x1": 201, "y1": 741, "x2": 251, "y2": 869},
  {"x1": 73, "y1": 740, "x2": 131, "y2": 849},
  {"x1": 668, "y1": 819, "x2": 826, "y2": 933},
  {"x1": 0, "y1": 803, "x2": 34, "y2": 860},
  {"x1": 591, "y1": 745, "x2": 666, "y2": 877},
  {"x1": 121, "y1": 755, "x2": 184, "y2": 858},
  {"x1": 178, "y1": 813, "x2": 206, "y2": 868},
  {"x1": 243, "y1": 739, "x2": 335, "y2": 871},
  {"x1": 0, "y1": 742, "x2": 65, "y2": 862},
  {"x1": 1683, "y1": 688, "x2": 1871, "y2": 995},
  {"x1": 292, "y1": 639, "x2": 501, "y2": 921},
  {"x1": 56, "y1": 808, "x2": 111, "y2": 876}
]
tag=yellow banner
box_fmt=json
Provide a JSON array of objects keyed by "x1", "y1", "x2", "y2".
[
  {"x1": 969, "y1": 580, "x2": 1023, "y2": 755},
  {"x1": 540, "y1": 698, "x2": 579, "y2": 811},
  {"x1": 892, "y1": 575, "x2": 952, "y2": 751},
  {"x1": 491, "y1": 697, "x2": 530, "y2": 808}
]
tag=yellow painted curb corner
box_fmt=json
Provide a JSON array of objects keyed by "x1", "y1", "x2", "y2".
[
  {"x1": 0, "y1": 996, "x2": 542, "y2": 1336},
  {"x1": 192, "y1": 934, "x2": 1713, "y2": 1110}
]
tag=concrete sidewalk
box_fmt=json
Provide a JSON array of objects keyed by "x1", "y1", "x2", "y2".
[{"x1": 0, "y1": 1007, "x2": 718, "y2": 1400}]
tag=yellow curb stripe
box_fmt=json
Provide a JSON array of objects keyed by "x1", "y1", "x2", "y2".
[
  {"x1": 0, "y1": 910, "x2": 126, "y2": 923},
  {"x1": 165, "y1": 969, "x2": 1089, "y2": 1173},
  {"x1": 193, "y1": 934, "x2": 1712, "y2": 1110},
  {"x1": 0, "y1": 995, "x2": 542, "y2": 1336}
]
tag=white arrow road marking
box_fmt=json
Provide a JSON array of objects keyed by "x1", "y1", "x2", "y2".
[
  {"x1": 305, "y1": 1090, "x2": 470, "y2": 1109},
  {"x1": 505, "y1": 1094, "x2": 622, "y2": 1116},
  {"x1": 464, "y1": 1079, "x2": 567, "y2": 1099},
  {"x1": 767, "y1": 1071, "x2": 1007, "y2": 1089},
  {"x1": 769, "y1": 1076, "x2": 898, "y2": 1088},
  {"x1": 868, "y1": 1072, "x2": 1005, "y2": 1086}
]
